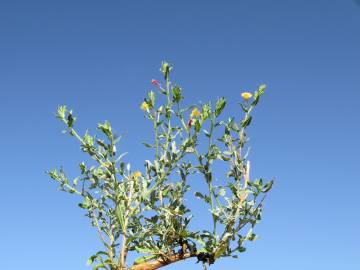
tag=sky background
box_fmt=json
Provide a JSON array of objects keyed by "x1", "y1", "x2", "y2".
[{"x1": 1, "y1": 0, "x2": 359, "y2": 269}]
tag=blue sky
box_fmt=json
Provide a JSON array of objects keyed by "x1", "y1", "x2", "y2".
[{"x1": 1, "y1": 0, "x2": 359, "y2": 269}]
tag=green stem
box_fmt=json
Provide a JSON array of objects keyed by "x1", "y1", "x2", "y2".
[
  {"x1": 208, "y1": 116, "x2": 217, "y2": 238},
  {"x1": 208, "y1": 181, "x2": 216, "y2": 238},
  {"x1": 119, "y1": 178, "x2": 133, "y2": 268},
  {"x1": 163, "y1": 79, "x2": 172, "y2": 154},
  {"x1": 153, "y1": 114, "x2": 159, "y2": 159}
]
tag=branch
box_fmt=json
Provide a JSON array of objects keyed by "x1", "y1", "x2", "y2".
[{"x1": 129, "y1": 253, "x2": 196, "y2": 270}]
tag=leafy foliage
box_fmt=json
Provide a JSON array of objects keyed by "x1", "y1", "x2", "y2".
[{"x1": 47, "y1": 62, "x2": 273, "y2": 270}]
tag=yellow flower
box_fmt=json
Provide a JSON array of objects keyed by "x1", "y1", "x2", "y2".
[
  {"x1": 133, "y1": 171, "x2": 142, "y2": 178},
  {"x1": 140, "y1": 101, "x2": 149, "y2": 111},
  {"x1": 190, "y1": 107, "x2": 201, "y2": 118},
  {"x1": 241, "y1": 92, "x2": 253, "y2": 100}
]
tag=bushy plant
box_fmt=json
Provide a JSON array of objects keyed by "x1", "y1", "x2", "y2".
[{"x1": 48, "y1": 62, "x2": 273, "y2": 270}]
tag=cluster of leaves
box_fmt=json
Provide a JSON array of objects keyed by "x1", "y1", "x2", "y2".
[{"x1": 48, "y1": 62, "x2": 273, "y2": 270}]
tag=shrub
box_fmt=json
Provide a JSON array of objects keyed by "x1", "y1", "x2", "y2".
[{"x1": 48, "y1": 62, "x2": 273, "y2": 270}]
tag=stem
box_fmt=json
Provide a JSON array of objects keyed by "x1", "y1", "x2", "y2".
[
  {"x1": 163, "y1": 82, "x2": 172, "y2": 154},
  {"x1": 219, "y1": 161, "x2": 250, "y2": 243},
  {"x1": 238, "y1": 104, "x2": 254, "y2": 159},
  {"x1": 208, "y1": 117, "x2": 214, "y2": 150},
  {"x1": 208, "y1": 181, "x2": 216, "y2": 238},
  {"x1": 130, "y1": 253, "x2": 196, "y2": 270},
  {"x1": 93, "y1": 212, "x2": 107, "y2": 245},
  {"x1": 208, "y1": 116, "x2": 217, "y2": 238},
  {"x1": 119, "y1": 177, "x2": 133, "y2": 269},
  {"x1": 193, "y1": 142, "x2": 217, "y2": 239},
  {"x1": 92, "y1": 211, "x2": 116, "y2": 266},
  {"x1": 153, "y1": 114, "x2": 159, "y2": 160},
  {"x1": 119, "y1": 217, "x2": 129, "y2": 269}
]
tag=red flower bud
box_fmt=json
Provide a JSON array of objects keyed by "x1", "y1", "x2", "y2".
[
  {"x1": 188, "y1": 119, "x2": 193, "y2": 127},
  {"x1": 151, "y1": 79, "x2": 160, "y2": 87}
]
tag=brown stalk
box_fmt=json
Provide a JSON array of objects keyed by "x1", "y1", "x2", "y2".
[{"x1": 128, "y1": 253, "x2": 196, "y2": 270}]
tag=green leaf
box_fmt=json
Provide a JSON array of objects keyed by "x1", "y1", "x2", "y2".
[
  {"x1": 246, "y1": 229, "x2": 258, "y2": 241},
  {"x1": 217, "y1": 154, "x2": 231, "y2": 161},
  {"x1": 87, "y1": 254, "x2": 100, "y2": 266},
  {"x1": 56, "y1": 105, "x2": 67, "y2": 120},
  {"x1": 252, "y1": 84, "x2": 266, "y2": 106},
  {"x1": 148, "y1": 91, "x2": 156, "y2": 108},
  {"x1": 67, "y1": 110, "x2": 75, "y2": 128},
  {"x1": 115, "y1": 152, "x2": 128, "y2": 163},
  {"x1": 134, "y1": 255, "x2": 157, "y2": 265},
  {"x1": 240, "y1": 103, "x2": 249, "y2": 113},
  {"x1": 215, "y1": 97, "x2": 226, "y2": 117},
  {"x1": 262, "y1": 180, "x2": 274, "y2": 192},
  {"x1": 172, "y1": 86, "x2": 183, "y2": 103},
  {"x1": 135, "y1": 246, "x2": 157, "y2": 254},
  {"x1": 195, "y1": 237, "x2": 207, "y2": 247},
  {"x1": 214, "y1": 243, "x2": 227, "y2": 259},
  {"x1": 201, "y1": 103, "x2": 211, "y2": 121},
  {"x1": 47, "y1": 169, "x2": 59, "y2": 180},
  {"x1": 171, "y1": 141, "x2": 177, "y2": 153},
  {"x1": 160, "y1": 61, "x2": 172, "y2": 80},
  {"x1": 86, "y1": 258, "x2": 94, "y2": 266},
  {"x1": 98, "y1": 121, "x2": 113, "y2": 140},
  {"x1": 241, "y1": 116, "x2": 252, "y2": 128},
  {"x1": 142, "y1": 142, "x2": 154, "y2": 148},
  {"x1": 194, "y1": 192, "x2": 205, "y2": 199},
  {"x1": 115, "y1": 203, "x2": 126, "y2": 232},
  {"x1": 180, "y1": 229, "x2": 189, "y2": 238},
  {"x1": 79, "y1": 162, "x2": 86, "y2": 173},
  {"x1": 83, "y1": 132, "x2": 94, "y2": 147},
  {"x1": 195, "y1": 119, "x2": 201, "y2": 133}
]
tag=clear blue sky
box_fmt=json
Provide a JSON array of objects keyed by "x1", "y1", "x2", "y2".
[{"x1": 1, "y1": 0, "x2": 359, "y2": 269}]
